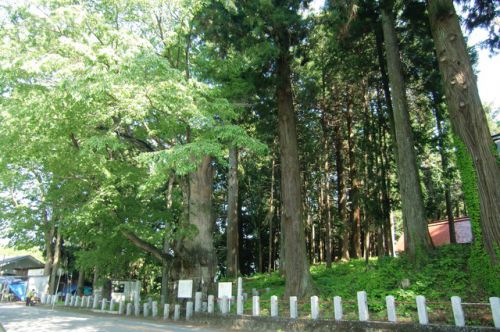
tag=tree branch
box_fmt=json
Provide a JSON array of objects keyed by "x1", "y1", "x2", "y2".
[{"x1": 121, "y1": 229, "x2": 169, "y2": 263}]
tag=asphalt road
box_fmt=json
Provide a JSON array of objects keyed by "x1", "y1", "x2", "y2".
[{"x1": 0, "y1": 303, "x2": 227, "y2": 332}]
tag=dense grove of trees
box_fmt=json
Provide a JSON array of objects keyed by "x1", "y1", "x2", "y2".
[{"x1": 0, "y1": 0, "x2": 498, "y2": 299}]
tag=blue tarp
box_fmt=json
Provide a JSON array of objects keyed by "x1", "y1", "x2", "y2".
[
  {"x1": 8, "y1": 282, "x2": 26, "y2": 301},
  {"x1": 62, "y1": 284, "x2": 77, "y2": 295}
]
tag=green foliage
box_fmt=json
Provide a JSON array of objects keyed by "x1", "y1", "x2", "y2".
[
  {"x1": 242, "y1": 245, "x2": 494, "y2": 317},
  {"x1": 453, "y1": 134, "x2": 500, "y2": 294}
]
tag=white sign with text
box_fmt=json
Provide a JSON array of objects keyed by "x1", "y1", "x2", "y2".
[
  {"x1": 177, "y1": 280, "x2": 193, "y2": 298},
  {"x1": 218, "y1": 282, "x2": 233, "y2": 299}
]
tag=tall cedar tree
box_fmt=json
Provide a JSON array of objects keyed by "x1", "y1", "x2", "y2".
[
  {"x1": 427, "y1": 0, "x2": 500, "y2": 262},
  {"x1": 380, "y1": 0, "x2": 433, "y2": 263}
]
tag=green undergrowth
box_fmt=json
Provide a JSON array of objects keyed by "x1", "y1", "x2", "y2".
[{"x1": 237, "y1": 245, "x2": 496, "y2": 323}]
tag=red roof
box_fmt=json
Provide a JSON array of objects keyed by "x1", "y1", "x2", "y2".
[{"x1": 395, "y1": 217, "x2": 472, "y2": 252}]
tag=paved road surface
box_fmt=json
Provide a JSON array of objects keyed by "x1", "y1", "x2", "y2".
[{"x1": 0, "y1": 303, "x2": 227, "y2": 332}]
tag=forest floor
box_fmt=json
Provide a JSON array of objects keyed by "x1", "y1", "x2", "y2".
[{"x1": 238, "y1": 244, "x2": 496, "y2": 326}]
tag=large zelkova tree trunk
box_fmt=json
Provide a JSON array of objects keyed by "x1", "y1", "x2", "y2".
[
  {"x1": 427, "y1": 0, "x2": 500, "y2": 262},
  {"x1": 226, "y1": 147, "x2": 239, "y2": 278},
  {"x1": 381, "y1": 1, "x2": 433, "y2": 263},
  {"x1": 49, "y1": 228, "x2": 61, "y2": 294},
  {"x1": 276, "y1": 43, "x2": 312, "y2": 298},
  {"x1": 183, "y1": 156, "x2": 216, "y2": 290}
]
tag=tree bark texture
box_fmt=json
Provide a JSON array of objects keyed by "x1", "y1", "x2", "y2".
[
  {"x1": 427, "y1": 0, "x2": 500, "y2": 262},
  {"x1": 43, "y1": 217, "x2": 54, "y2": 277},
  {"x1": 77, "y1": 270, "x2": 85, "y2": 296},
  {"x1": 267, "y1": 157, "x2": 276, "y2": 272},
  {"x1": 334, "y1": 114, "x2": 349, "y2": 261},
  {"x1": 381, "y1": 1, "x2": 433, "y2": 263},
  {"x1": 276, "y1": 43, "x2": 312, "y2": 298},
  {"x1": 226, "y1": 147, "x2": 239, "y2": 277},
  {"x1": 49, "y1": 229, "x2": 61, "y2": 294},
  {"x1": 183, "y1": 156, "x2": 217, "y2": 288}
]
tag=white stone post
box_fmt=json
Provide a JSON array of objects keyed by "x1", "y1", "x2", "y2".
[
  {"x1": 290, "y1": 296, "x2": 298, "y2": 319},
  {"x1": 195, "y1": 292, "x2": 202, "y2": 313},
  {"x1": 386, "y1": 295, "x2": 397, "y2": 322},
  {"x1": 152, "y1": 301, "x2": 158, "y2": 318},
  {"x1": 208, "y1": 295, "x2": 215, "y2": 314},
  {"x1": 52, "y1": 295, "x2": 57, "y2": 305},
  {"x1": 237, "y1": 277, "x2": 243, "y2": 298},
  {"x1": 143, "y1": 303, "x2": 149, "y2": 317},
  {"x1": 163, "y1": 303, "x2": 170, "y2": 320},
  {"x1": 41, "y1": 294, "x2": 46, "y2": 304},
  {"x1": 110, "y1": 298, "x2": 115, "y2": 311},
  {"x1": 271, "y1": 295, "x2": 278, "y2": 317},
  {"x1": 119, "y1": 300, "x2": 125, "y2": 315},
  {"x1": 126, "y1": 303, "x2": 132, "y2": 316},
  {"x1": 334, "y1": 296, "x2": 343, "y2": 321},
  {"x1": 72, "y1": 296, "x2": 78, "y2": 307},
  {"x1": 69, "y1": 295, "x2": 75, "y2": 306},
  {"x1": 173, "y1": 304, "x2": 180, "y2": 321},
  {"x1": 252, "y1": 296, "x2": 260, "y2": 316},
  {"x1": 237, "y1": 295, "x2": 244, "y2": 315},
  {"x1": 221, "y1": 296, "x2": 229, "y2": 315},
  {"x1": 64, "y1": 294, "x2": 70, "y2": 306},
  {"x1": 93, "y1": 294, "x2": 99, "y2": 309},
  {"x1": 101, "y1": 299, "x2": 107, "y2": 311},
  {"x1": 186, "y1": 301, "x2": 193, "y2": 320},
  {"x1": 490, "y1": 297, "x2": 500, "y2": 328},
  {"x1": 311, "y1": 296, "x2": 319, "y2": 320},
  {"x1": 87, "y1": 296, "x2": 92, "y2": 308},
  {"x1": 357, "y1": 291, "x2": 369, "y2": 321},
  {"x1": 134, "y1": 302, "x2": 140, "y2": 316},
  {"x1": 416, "y1": 295, "x2": 429, "y2": 325},
  {"x1": 451, "y1": 296, "x2": 464, "y2": 327}
]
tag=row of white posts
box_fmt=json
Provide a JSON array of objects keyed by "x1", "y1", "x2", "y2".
[
  {"x1": 44, "y1": 290, "x2": 500, "y2": 328},
  {"x1": 230, "y1": 292, "x2": 500, "y2": 328}
]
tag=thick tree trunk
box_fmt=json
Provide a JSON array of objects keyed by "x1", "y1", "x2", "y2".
[
  {"x1": 77, "y1": 270, "x2": 85, "y2": 296},
  {"x1": 183, "y1": 156, "x2": 216, "y2": 290},
  {"x1": 92, "y1": 267, "x2": 98, "y2": 290},
  {"x1": 226, "y1": 147, "x2": 239, "y2": 277},
  {"x1": 276, "y1": 45, "x2": 312, "y2": 298},
  {"x1": 427, "y1": 0, "x2": 500, "y2": 262},
  {"x1": 102, "y1": 279, "x2": 111, "y2": 301},
  {"x1": 49, "y1": 229, "x2": 61, "y2": 294},
  {"x1": 381, "y1": 1, "x2": 433, "y2": 263}
]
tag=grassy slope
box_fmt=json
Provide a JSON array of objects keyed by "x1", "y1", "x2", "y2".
[{"x1": 238, "y1": 244, "x2": 496, "y2": 324}]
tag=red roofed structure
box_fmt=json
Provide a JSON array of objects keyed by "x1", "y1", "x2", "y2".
[{"x1": 395, "y1": 217, "x2": 473, "y2": 253}]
